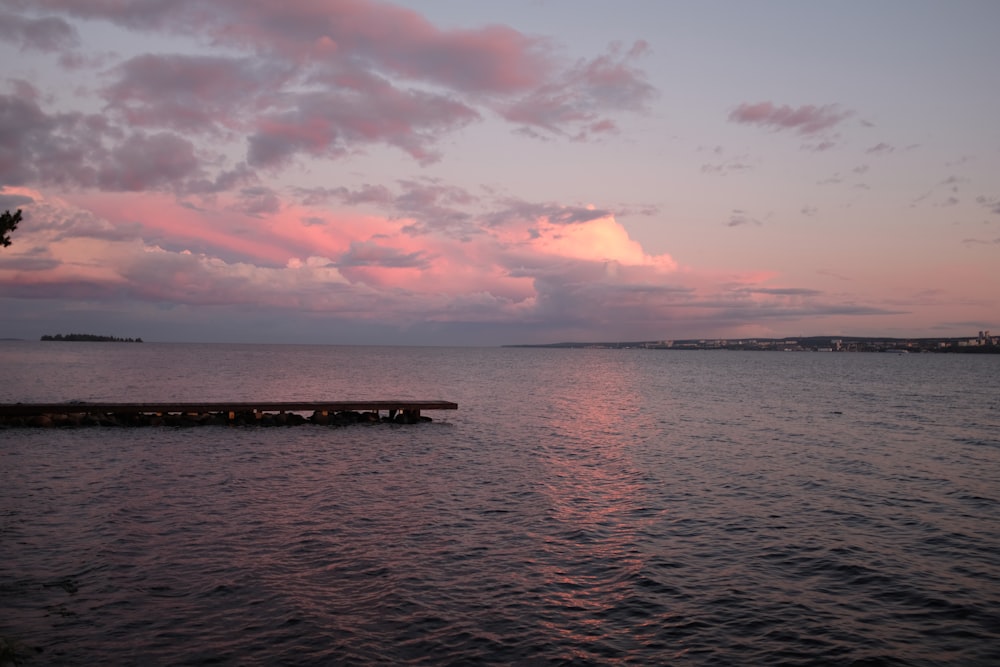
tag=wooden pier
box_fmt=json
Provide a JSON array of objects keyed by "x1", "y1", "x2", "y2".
[{"x1": 0, "y1": 400, "x2": 458, "y2": 428}]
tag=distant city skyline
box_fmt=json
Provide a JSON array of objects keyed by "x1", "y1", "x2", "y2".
[{"x1": 1, "y1": 1, "x2": 998, "y2": 345}]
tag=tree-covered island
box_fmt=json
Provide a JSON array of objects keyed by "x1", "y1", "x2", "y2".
[{"x1": 41, "y1": 333, "x2": 143, "y2": 342}]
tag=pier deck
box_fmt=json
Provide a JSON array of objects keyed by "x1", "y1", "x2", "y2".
[{"x1": 0, "y1": 400, "x2": 457, "y2": 427}]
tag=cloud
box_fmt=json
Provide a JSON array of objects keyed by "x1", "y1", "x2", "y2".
[
  {"x1": 0, "y1": 88, "x2": 94, "y2": 187},
  {"x1": 701, "y1": 159, "x2": 753, "y2": 175},
  {"x1": 201, "y1": 1, "x2": 549, "y2": 94},
  {"x1": 501, "y1": 40, "x2": 656, "y2": 138},
  {"x1": 0, "y1": 10, "x2": 78, "y2": 52},
  {"x1": 100, "y1": 36, "x2": 491, "y2": 167},
  {"x1": 976, "y1": 195, "x2": 1000, "y2": 216},
  {"x1": 0, "y1": 85, "x2": 253, "y2": 194},
  {"x1": 3, "y1": 8, "x2": 650, "y2": 204},
  {"x1": 865, "y1": 142, "x2": 894, "y2": 154},
  {"x1": 0, "y1": 186, "x2": 140, "y2": 242},
  {"x1": 742, "y1": 287, "x2": 823, "y2": 297},
  {"x1": 4, "y1": 0, "x2": 547, "y2": 91},
  {"x1": 1, "y1": 3, "x2": 935, "y2": 344},
  {"x1": 0, "y1": 185, "x2": 689, "y2": 334},
  {"x1": 233, "y1": 186, "x2": 282, "y2": 218},
  {"x1": 708, "y1": 284, "x2": 905, "y2": 321},
  {"x1": 97, "y1": 132, "x2": 202, "y2": 192},
  {"x1": 0, "y1": 191, "x2": 35, "y2": 210},
  {"x1": 725, "y1": 210, "x2": 761, "y2": 227},
  {"x1": 0, "y1": 251, "x2": 61, "y2": 271},
  {"x1": 104, "y1": 54, "x2": 292, "y2": 134},
  {"x1": 295, "y1": 180, "x2": 478, "y2": 239},
  {"x1": 0, "y1": 183, "x2": 911, "y2": 343},
  {"x1": 4, "y1": 0, "x2": 652, "y2": 172},
  {"x1": 728, "y1": 102, "x2": 852, "y2": 135},
  {"x1": 246, "y1": 84, "x2": 480, "y2": 167},
  {"x1": 485, "y1": 201, "x2": 613, "y2": 229},
  {"x1": 337, "y1": 240, "x2": 430, "y2": 270},
  {"x1": 801, "y1": 139, "x2": 837, "y2": 152},
  {"x1": 297, "y1": 184, "x2": 395, "y2": 207}
]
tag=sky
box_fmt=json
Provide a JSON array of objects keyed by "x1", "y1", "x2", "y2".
[{"x1": 1, "y1": 0, "x2": 998, "y2": 345}]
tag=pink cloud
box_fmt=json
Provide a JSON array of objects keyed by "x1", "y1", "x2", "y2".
[
  {"x1": 66, "y1": 191, "x2": 298, "y2": 265},
  {"x1": 128, "y1": 57, "x2": 442, "y2": 172},
  {"x1": 5, "y1": 1, "x2": 655, "y2": 179},
  {"x1": 3, "y1": 183, "x2": 920, "y2": 343},
  {"x1": 104, "y1": 54, "x2": 291, "y2": 133},
  {"x1": 18, "y1": 0, "x2": 550, "y2": 93},
  {"x1": 728, "y1": 101, "x2": 852, "y2": 135},
  {"x1": 588, "y1": 119, "x2": 617, "y2": 134},
  {"x1": 197, "y1": 1, "x2": 550, "y2": 94},
  {"x1": 3, "y1": 185, "x2": 682, "y2": 324},
  {"x1": 368, "y1": 22, "x2": 548, "y2": 94},
  {"x1": 101, "y1": 52, "x2": 483, "y2": 167},
  {"x1": 6, "y1": 5, "x2": 948, "y2": 343},
  {"x1": 247, "y1": 85, "x2": 480, "y2": 167}
]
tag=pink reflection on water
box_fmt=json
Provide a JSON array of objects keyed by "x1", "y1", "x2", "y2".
[{"x1": 527, "y1": 352, "x2": 671, "y2": 647}]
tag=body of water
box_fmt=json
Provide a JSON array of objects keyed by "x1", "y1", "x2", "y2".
[{"x1": 1, "y1": 342, "x2": 999, "y2": 665}]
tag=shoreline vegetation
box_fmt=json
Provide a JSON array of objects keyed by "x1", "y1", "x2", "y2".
[{"x1": 40, "y1": 333, "x2": 143, "y2": 343}]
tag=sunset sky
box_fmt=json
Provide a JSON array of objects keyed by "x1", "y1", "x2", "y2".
[{"x1": 1, "y1": 1, "x2": 998, "y2": 345}]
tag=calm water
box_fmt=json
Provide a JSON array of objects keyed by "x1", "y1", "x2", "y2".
[{"x1": 1, "y1": 342, "x2": 999, "y2": 665}]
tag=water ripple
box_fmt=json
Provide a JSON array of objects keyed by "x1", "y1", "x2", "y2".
[{"x1": 2, "y1": 346, "x2": 1000, "y2": 664}]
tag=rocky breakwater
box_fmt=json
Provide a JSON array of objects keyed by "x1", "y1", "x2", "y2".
[{"x1": 0, "y1": 408, "x2": 433, "y2": 428}]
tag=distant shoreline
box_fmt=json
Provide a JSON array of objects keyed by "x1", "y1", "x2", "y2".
[{"x1": 504, "y1": 334, "x2": 999, "y2": 354}]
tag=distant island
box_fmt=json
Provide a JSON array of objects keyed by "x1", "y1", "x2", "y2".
[
  {"x1": 41, "y1": 333, "x2": 143, "y2": 342},
  {"x1": 505, "y1": 332, "x2": 999, "y2": 354}
]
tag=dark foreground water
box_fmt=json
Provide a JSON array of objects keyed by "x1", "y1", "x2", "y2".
[{"x1": 2, "y1": 343, "x2": 999, "y2": 665}]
